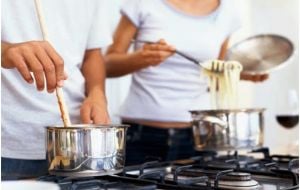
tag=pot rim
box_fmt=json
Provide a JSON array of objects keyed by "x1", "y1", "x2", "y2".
[
  {"x1": 46, "y1": 124, "x2": 130, "y2": 130},
  {"x1": 190, "y1": 108, "x2": 266, "y2": 114}
]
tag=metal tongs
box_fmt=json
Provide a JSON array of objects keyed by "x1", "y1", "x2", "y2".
[{"x1": 210, "y1": 60, "x2": 243, "y2": 73}]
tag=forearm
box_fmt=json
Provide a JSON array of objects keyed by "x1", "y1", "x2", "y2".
[
  {"x1": 82, "y1": 49, "x2": 106, "y2": 100},
  {"x1": 218, "y1": 38, "x2": 229, "y2": 60},
  {"x1": 105, "y1": 15, "x2": 175, "y2": 77},
  {"x1": 1, "y1": 42, "x2": 11, "y2": 68},
  {"x1": 105, "y1": 51, "x2": 148, "y2": 78},
  {"x1": 80, "y1": 49, "x2": 111, "y2": 124}
]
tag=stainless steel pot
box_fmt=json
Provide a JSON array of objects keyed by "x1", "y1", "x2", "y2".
[
  {"x1": 46, "y1": 124, "x2": 129, "y2": 177},
  {"x1": 190, "y1": 108, "x2": 265, "y2": 151}
]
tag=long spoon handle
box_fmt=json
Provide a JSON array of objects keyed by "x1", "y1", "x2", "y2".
[{"x1": 34, "y1": 0, "x2": 71, "y2": 127}]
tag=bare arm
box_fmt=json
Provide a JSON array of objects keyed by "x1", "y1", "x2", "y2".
[
  {"x1": 105, "y1": 15, "x2": 175, "y2": 77},
  {"x1": 80, "y1": 49, "x2": 110, "y2": 124},
  {"x1": 218, "y1": 38, "x2": 229, "y2": 60},
  {"x1": 82, "y1": 49, "x2": 106, "y2": 98}
]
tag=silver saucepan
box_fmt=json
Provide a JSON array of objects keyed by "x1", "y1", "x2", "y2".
[
  {"x1": 190, "y1": 108, "x2": 265, "y2": 151},
  {"x1": 46, "y1": 124, "x2": 129, "y2": 177}
]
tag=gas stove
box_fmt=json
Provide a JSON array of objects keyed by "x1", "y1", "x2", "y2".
[
  {"x1": 38, "y1": 175, "x2": 157, "y2": 190},
  {"x1": 39, "y1": 147, "x2": 299, "y2": 190}
]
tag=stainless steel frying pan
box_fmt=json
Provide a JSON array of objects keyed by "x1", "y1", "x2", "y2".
[{"x1": 226, "y1": 34, "x2": 294, "y2": 75}]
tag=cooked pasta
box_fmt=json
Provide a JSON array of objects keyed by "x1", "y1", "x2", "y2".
[{"x1": 203, "y1": 60, "x2": 243, "y2": 109}]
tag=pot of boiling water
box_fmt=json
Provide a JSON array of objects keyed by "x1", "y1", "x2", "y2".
[{"x1": 190, "y1": 108, "x2": 265, "y2": 151}]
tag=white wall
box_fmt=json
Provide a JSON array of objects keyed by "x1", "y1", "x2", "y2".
[
  {"x1": 105, "y1": 0, "x2": 299, "y2": 155},
  {"x1": 236, "y1": 0, "x2": 299, "y2": 155}
]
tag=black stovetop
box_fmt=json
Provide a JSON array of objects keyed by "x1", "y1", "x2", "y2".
[
  {"x1": 38, "y1": 147, "x2": 299, "y2": 190},
  {"x1": 38, "y1": 175, "x2": 157, "y2": 190}
]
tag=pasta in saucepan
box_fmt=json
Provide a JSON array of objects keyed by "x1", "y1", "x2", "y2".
[{"x1": 203, "y1": 60, "x2": 243, "y2": 109}]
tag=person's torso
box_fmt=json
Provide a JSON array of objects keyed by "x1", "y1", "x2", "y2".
[
  {"x1": 1, "y1": 0, "x2": 98, "y2": 159},
  {"x1": 120, "y1": 0, "x2": 237, "y2": 122}
]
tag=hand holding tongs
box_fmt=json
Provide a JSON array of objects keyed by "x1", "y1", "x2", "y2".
[
  {"x1": 133, "y1": 40, "x2": 214, "y2": 71},
  {"x1": 134, "y1": 40, "x2": 241, "y2": 73}
]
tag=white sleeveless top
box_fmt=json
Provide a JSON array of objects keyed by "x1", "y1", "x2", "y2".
[{"x1": 119, "y1": 0, "x2": 241, "y2": 122}]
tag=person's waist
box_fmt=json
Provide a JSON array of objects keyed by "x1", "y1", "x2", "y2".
[
  {"x1": 120, "y1": 91, "x2": 210, "y2": 124},
  {"x1": 122, "y1": 119, "x2": 191, "y2": 129}
]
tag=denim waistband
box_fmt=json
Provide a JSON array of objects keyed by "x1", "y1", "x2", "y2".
[{"x1": 123, "y1": 122, "x2": 192, "y2": 137}]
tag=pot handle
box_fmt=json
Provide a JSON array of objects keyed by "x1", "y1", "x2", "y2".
[
  {"x1": 199, "y1": 116, "x2": 227, "y2": 128},
  {"x1": 192, "y1": 116, "x2": 227, "y2": 149}
]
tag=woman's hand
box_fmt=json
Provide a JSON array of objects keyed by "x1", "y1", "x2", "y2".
[
  {"x1": 105, "y1": 15, "x2": 176, "y2": 77},
  {"x1": 80, "y1": 90, "x2": 110, "y2": 125},
  {"x1": 134, "y1": 39, "x2": 175, "y2": 67},
  {"x1": 240, "y1": 72, "x2": 269, "y2": 82},
  {"x1": 1, "y1": 41, "x2": 67, "y2": 93}
]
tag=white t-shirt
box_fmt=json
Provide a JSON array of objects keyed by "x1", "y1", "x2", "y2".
[
  {"x1": 1, "y1": 0, "x2": 112, "y2": 159},
  {"x1": 119, "y1": 0, "x2": 241, "y2": 122}
]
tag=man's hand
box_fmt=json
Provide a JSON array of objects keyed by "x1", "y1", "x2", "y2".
[
  {"x1": 80, "y1": 89, "x2": 110, "y2": 125},
  {"x1": 241, "y1": 72, "x2": 269, "y2": 82},
  {"x1": 1, "y1": 41, "x2": 67, "y2": 93}
]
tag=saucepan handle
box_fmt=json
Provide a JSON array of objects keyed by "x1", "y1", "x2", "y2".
[
  {"x1": 192, "y1": 116, "x2": 227, "y2": 149},
  {"x1": 200, "y1": 116, "x2": 227, "y2": 128}
]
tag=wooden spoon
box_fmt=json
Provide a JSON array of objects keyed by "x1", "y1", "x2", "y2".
[{"x1": 34, "y1": 0, "x2": 71, "y2": 127}]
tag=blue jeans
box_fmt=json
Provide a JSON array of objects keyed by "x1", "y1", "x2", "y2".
[
  {"x1": 124, "y1": 122, "x2": 196, "y2": 166},
  {"x1": 1, "y1": 157, "x2": 48, "y2": 180}
]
